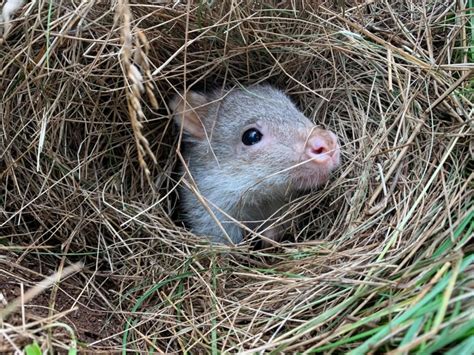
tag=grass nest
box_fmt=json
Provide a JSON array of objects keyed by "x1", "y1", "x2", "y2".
[{"x1": 1, "y1": 0, "x2": 473, "y2": 353}]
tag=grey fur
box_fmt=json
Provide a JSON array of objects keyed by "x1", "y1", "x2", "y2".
[{"x1": 171, "y1": 85, "x2": 339, "y2": 244}]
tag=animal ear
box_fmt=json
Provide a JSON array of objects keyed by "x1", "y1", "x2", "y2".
[{"x1": 169, "y1": 91, "x2": 210, "y2": 139}]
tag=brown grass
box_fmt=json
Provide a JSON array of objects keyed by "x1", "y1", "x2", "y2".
[{"x1": 1, "y1": 0, "x2": 473, "y2": 353}]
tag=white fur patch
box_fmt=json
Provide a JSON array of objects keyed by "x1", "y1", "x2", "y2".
[{"x1": 1, "y1": 0, "x2": 25, "y2": 40}]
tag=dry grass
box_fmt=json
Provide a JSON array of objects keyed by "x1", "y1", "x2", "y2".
[{"x1": 1, "y1": 0, "x2": 473, "y2": 353}]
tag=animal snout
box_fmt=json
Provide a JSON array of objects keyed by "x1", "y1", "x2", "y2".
[{"x1": 304, "y1": 130, "x2": 340, "y2": 165}]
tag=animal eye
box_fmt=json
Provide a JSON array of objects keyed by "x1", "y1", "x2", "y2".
[{"x1": 242, "y1": 128, "x2": 263, "y2": 145}]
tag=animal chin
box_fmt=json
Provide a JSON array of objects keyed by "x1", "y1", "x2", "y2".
[{"x1": 291, "y1": 168, "x2": 330, "y2": 190}]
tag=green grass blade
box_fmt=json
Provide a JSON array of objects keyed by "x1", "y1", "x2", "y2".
[
  {"x1": 445, "y1": 335, "x2": 474, "y2": 355},
  {"x1": 348, "y1": 254, "x2": 474, "y2": 355}
]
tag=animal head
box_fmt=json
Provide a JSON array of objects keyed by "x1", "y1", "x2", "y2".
[{"x1": 170, "y1": 85, "x2": 340, "y2": 197}]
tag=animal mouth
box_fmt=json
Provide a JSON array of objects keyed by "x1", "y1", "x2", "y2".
[
  {"x1": 290, "y1": 152, "x2": 340, "y2": 190},
  {"x1": 290, "y1": 167, "x2": 332, "y2": 190}
]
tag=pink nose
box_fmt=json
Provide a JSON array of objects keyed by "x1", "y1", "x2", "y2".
[{"x1": 305, "y1": 131, "x2": 339, "y2": 164}]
